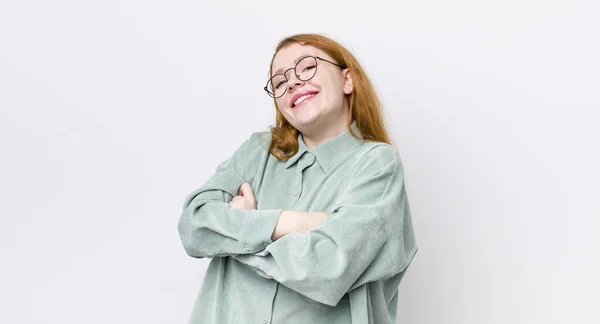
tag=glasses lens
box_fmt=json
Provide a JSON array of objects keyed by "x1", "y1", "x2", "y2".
[
  {"x1": 267, "y1": 74, "x2": 287, "y2": 98},
  {"x1": 296, "y1": 56, "x2": 317, "y2": 81},
  {"x1": 265, "y1": 57, "x2": 318, "y2": 98}
]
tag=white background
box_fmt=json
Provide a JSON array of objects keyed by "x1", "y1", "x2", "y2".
[{"x1": 1, "y1": 0, "x2": 598, "y2": 323}]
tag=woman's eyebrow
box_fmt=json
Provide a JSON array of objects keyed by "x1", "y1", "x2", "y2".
[{"x1": 273, "y1": 54, "x2": 312, "y2": 75}]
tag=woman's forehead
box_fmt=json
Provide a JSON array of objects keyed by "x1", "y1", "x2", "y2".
[{"x1": 272, "y1": 44, "x2": 327, "y2": 73}]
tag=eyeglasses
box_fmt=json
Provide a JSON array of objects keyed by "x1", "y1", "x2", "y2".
[{"x1": 264, "y1": 56, "x2": 345, "y2": 98}]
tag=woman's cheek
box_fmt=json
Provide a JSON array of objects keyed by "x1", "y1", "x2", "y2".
[{"x1": 277, "y1": 99, "x2": 288, "y2": 110}]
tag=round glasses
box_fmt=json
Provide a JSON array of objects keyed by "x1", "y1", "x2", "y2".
[{"x1": 264, "y1": 56, "x2": 345, "y2": 98}]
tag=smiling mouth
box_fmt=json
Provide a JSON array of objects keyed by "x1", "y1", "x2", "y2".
[{"x1": 292, "y1": 93, "x2": 318, "y2": 108}]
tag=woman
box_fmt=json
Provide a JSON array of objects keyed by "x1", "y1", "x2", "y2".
[{"x1": 178, "y1": 33, "x2": 418, "y2": 324}]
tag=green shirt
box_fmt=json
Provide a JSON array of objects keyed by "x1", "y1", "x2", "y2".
[{"x1": 178, "y1": 121, "x2": 418, "y2": 324}]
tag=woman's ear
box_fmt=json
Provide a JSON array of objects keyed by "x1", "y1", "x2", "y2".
[{"x1": 343, "y1": 69, "x2": 354, "y2": 95}]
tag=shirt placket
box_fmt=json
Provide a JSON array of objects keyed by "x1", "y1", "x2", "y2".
[{"x1": 292, "y1": 151, "x2": 315, "y2": 201}]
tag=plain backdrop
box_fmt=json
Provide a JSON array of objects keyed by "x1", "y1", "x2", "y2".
[{"x1": 1, "y1": 0, "x2": 598, "y2": 323}]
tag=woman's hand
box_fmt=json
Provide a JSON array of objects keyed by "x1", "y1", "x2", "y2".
[{"x1": 228, "y1": 183, "x2": 257, "y2": 211}]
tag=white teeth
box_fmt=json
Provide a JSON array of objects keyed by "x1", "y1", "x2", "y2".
[{"x1": 294, "y1": 93, "x2": 316, "y2": 107}]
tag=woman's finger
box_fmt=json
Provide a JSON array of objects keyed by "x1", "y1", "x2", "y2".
[{"x1": 239, "y1": 183, "x2": 254, "y2": 201}]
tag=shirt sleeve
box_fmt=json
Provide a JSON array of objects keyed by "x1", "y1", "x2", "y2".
[
  {"x1": 231, "y1": 146, "x2": 418, "y2": 306},
  {"x1": 177, "y1": 132, "x2": 284, "y2": 259}
]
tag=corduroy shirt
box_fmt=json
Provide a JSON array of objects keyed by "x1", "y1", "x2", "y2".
[{"x1": 178, "y1": 121, "x2": 418, "y2": 324}]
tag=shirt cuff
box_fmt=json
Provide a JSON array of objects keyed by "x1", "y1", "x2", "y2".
[{"x1": 233, "y1": 209, "x2": 283, "y2": 252}]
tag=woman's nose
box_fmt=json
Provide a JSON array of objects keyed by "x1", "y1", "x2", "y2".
[{"x1": 287, "y1": 73, "x2": 304, "y2": 91}]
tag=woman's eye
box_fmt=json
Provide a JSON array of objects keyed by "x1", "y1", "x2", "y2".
[
  {"x1": 276, "y1": 81, "x2": 286, "y2": 89},
  {"x1": 303, "y1": 65, "x2": 316, "y2": 72}
]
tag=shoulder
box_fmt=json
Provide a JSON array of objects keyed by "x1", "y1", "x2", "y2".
[
  {"x1": 357, "y1": 141, "x2": 403, "y2": 172},
  {"x1": 245, "y1": 130, "x2": 272, "y2": 154},
  {"x1": 224, "y1": 130, "x2": 271, "y2": 176},
  {"x1": 230, "y1": 130, "x2": 272, "y2": 179}
]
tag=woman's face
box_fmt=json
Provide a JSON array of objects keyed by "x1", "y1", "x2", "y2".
[{"x1": 271, "y1": 43, "x2": 353, "y2": 134}]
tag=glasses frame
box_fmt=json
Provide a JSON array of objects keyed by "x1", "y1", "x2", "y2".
[{"x1": 264, "y1": 56, "x2": 345, "y2": 99}]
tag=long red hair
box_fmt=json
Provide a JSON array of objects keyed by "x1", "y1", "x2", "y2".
[{"x1": 268, "y1": 33, "x2": 393, "y2": 160}]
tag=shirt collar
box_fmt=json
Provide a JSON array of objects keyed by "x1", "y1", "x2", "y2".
[{"x1": 284, "y1": 120, "x2": 364, "y2": 173}]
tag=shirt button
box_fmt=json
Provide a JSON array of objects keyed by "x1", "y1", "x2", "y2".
[
  {"x1": 293, "y1": 190, "x2": 298, "y2": 196},
  {"x1": 244, "y1": 245, "x2": 250, "y2": 252},
  {"x1": 306, "y1": 152, "x2": 313, "y2": 158},
  {"x1": 262, "y1": 320, "x2": 267, "y2": 324}
]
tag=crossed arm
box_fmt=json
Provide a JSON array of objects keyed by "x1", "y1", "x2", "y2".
[
  {"x1": 177, "y1": 180, "x2": 327, "y2": 258},
  {"x1": 229, "y1": 182, "x2": 328, "y2": 241}
]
